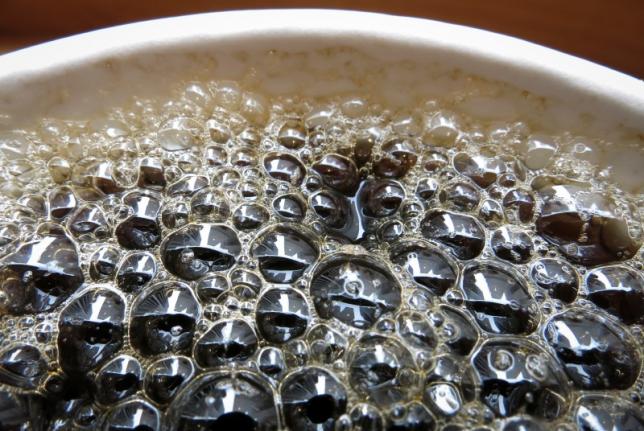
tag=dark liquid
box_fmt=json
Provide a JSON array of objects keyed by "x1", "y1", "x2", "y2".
[{"x1": 0, "y1": 82, "x2": 641, "y2": 430}]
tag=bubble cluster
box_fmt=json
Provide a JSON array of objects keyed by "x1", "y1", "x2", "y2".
[{"x1": 0, "y1": 80, "x2": 641, "y2": 430}]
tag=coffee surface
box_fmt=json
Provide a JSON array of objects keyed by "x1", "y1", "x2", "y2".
[{"x1": 0, "y1": 80, "x2": 642, "y2": 430}]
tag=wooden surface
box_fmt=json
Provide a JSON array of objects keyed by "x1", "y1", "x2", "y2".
[{"x1": 1, "y1": 0, "x2": 643, "y2": 78}]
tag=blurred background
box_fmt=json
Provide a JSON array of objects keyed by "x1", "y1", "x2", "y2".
[{"x1": 1, "y1": 0, "x2": 642, "y2": 78}]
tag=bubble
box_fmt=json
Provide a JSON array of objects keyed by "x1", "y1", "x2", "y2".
[
  {"x1": 348, "y1": 334, "x2": 416, "y2": 406},
  {"x1": 309, "y1": 190, "x2": 346, "y2": 228},
  {"x1": 57, "y1": 287, "x2": 125, "y2": 374},
  {"x1": 467, "y1": 339, "x2": 569, "y2": 419},
  {"x1": 239, "y1": 127, "x2": 261, "y2": 147},
  {"x1": 102, "y1": 398, "x2": 160, "y2": 431},
  {"x1": 195, "y1": 274, "x2": 229, "y2": 302},
  {"x1": 308, "y1": 323, "x2": 347, "y2": 364},
  {"x1": 402, "y1": 199, "x2": 423, "y2": 219},
  {"x1": 460, "y1": 262, "x2": 538, "y2": 334},
  {"x1": 263, "y1": 152, "x2": 306, "y2": 185},
  {"x1": 338, "y1": 98, "x2": 365, "y2": 118},
  {"x1": 240, "y1": 93, "x2": 268, "y2": 124},
  {"x1": 95, "y1": 355, "x2": 142, "y2": 405},
  {"x1": 0, "y1": 390, "x2": 45, "y2": 430},
  {"x1": 112, "y1": 161, "x2": 138, "y2": 189},
  {"x1": 302, "y1": 106, "x2": 331, "y2": 130},
  {"x1": 204, "y1": 144, "x2": 228, "y2": 166},
  {"x1": 183, "y1": 82, "x2": 211, "y2": 106},
  {"x1": 216, "y1": 169, "x2": 243, "y2": 189},
  {"x1": 193, "y1": 318, "x2": 258, "y2": 367},
  {"x1": 390, "y1": 241, "x2": 457, "y2": 296},
  {"x1": 278, "y1": 119, "x2": 307, "y2": 149},
  {"x1": 72, "y1": 158, "x2": 123, "y2": 194},
  {"x1": 46, "y1": 156, "x2": 72, "y2": 183},
  {"x1": 439, "y1": 306, "x2": 479, "y2": 356},
  {"x1": 214, "y1": 81, "x2": 242, "y2": 109},
  {"x1": 313, "y1": 153, "x2": 360, "y2": 195},
  {"x1": 425, "y1": 110, "x2": 460, "y2": 144},
  {"x1": 423, "y1": 151, "x2": 449, "y2": 172},
  {"x1": 231, "y1": 269, "x2": 263, "y2": 293},
  {"x1": 453, "y1": 153, "x2": 504, "y2": 188},
  {"x1": 491, "y1": 226, "x2": 534, "y2": 264},
  {"x1": 158, "y1": 116, "x2": 202, "y2": 151},
  {"x1": 353, "y1": 132, "x2": 376, "y2": 167},
  {"x1": 256, "y1": 287, "x2": 310, "y2": 343},
  {"x1": 534, "y1": 180, "x2": 639, "y2": 265},
  {"x1": 281, "y1": 367, "x2": 348, "y2": 430},
  {"x1": 543, "y1": 308, "x2": 640, "y2": 390},
  {"x1": 190, "y1": 187, "x2": 230, "y2": 220},
  {"x1": 498, "y1": 172, "x2": 517, "y2": 187},
  {"x1": 161, "y1": 201, "x2": 190, "y2": 229},
  {"x1": 258, "y1": 346, "x2": 287, "y2": 380},
  {"x1": 68, "y1": 204, "x2": 109, "y2": 239},
  {"x1": 311, "y1": 255, "x2": 401, "y2": 329},
  {"x1": 115, "y1": 192, "x2": 162, "y2": 250},
  {"x1": 272, "y1": 194, "x2": 306, "y2": 220},
  {"x1": 240, "y1": 181, "x2": 261, "y2": 200},
  {"x1": 361, "y1": 179, "x2": 405, "y2": 218},
  {"x1": 524, "y1": 135, "x2": 557, "y2": 170},
  {"x1": 74, "y1": 404, "x2": 99, "y2": 429},
  {"x1": 130, "y1": 281, "x2": 200, "y2": 356},
  {"x1": 252, "y1": 225, "x2": 318, "y2": 283},
  {"x1": 233, "y1": 203, "x2": 269, "y2": 230},
  {"x1": 574, "y1": 395, "x2": 644, "y2": 431},
  {"x1": 374, "y1": 138, "x2": 418, "y2": 178},
  {"x1": 529, "y1": 259, "x2": 578, "y2": 303},
  {"x1": 48, "y1": 186, "x2": 77, "y2": 219},
  {"x1": 439, "y1": 182, "x2": 481, "y2": 211},
  {"x1": 378, "y1": 220, "x2": 406, "y2": 242},
  {"x1": 17, "y1": 194, "x2": 46, "y2": 219},
  {"x1": 167, "y1": 371, "x2": 279, "y2": 430},
  {"x1": 386, "y1": 402, "x2": 436, "y2": 430},
  {"x1": 350, "y1": 403, "x2": 384, "y2": 431},
  {"x1": 0, "y1": 229, "x2": 83, "y2": 314},
  {"x1": 144, "y1": 355, "x2": 195, "y2": 405},
  {"x1": 584, "y1": 265, "x2": 644, "y2": 324},
  {"x1": 112, "y1": 251, "x2": 155, "y2": 293},
  {"x1": 161, "y1": 223, "x2": 241, "y2": 280},
  {"x1": 396, "y1": 311, "x2": 437, "y2": 351},
  {"x1": 502, "y1": 189, "x2": 535, "y2": 224},
  {"x1": 167, "y1": 174, "x2": 209, "y2": 196},
  {"x1": 0, "y1": 344, "x2": 46, "y2": 389},
  {"x1": 425, "y1": 382, "x2": 462, "y2": 417},
  {"x1": 416, "y1": 177, "x2": 440, "y2": 200},
  {"x1": 421, "y1": 211, "x2": 485, "y2": 260}
]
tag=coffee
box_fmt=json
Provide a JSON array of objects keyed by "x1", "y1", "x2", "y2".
[{"x1": 0, "y1": 78, "x2": 641, "y2": 430}]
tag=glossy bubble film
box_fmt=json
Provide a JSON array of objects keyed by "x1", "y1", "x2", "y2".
[{"x1": 0, "y1": 80, "x2": 642, "y2": 431}]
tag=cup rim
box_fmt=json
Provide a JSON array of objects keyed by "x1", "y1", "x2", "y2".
[{"x1": 0, "y1": 9, "x2": 643, "y2": 129}]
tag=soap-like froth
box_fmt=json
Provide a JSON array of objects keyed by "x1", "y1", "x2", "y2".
[{"x1": 0, "y1": 79, "x2": 641, "y2": 431}]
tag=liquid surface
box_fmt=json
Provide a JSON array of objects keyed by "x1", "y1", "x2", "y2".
[{"x1": 0, "y1": 80, "x2": 642, "y2": 431}]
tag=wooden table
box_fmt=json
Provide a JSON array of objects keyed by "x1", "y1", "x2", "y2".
[{"x1": 1, "y1": 0, "x2": 643, "y2": 78}]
